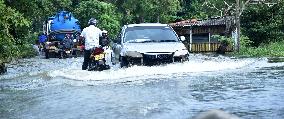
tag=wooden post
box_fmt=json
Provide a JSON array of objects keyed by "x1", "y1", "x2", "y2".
[
  {"x1": 189, "y1": 26, "x2": 192, "y2": 52},
  {"x1": 208, "y1": 32, "x2": 211, "y2": 51}
]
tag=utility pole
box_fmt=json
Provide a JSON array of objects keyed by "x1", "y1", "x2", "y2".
[{"x1": 236, "y1": 0, "x2": 241, "y2": 52}]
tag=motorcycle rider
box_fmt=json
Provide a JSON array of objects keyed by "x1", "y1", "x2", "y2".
[
  {"x1": 38, "y1": 33, "x2": 47, "y2": 51},
  {"x1": 58, "y1": 34, "x2": 74, "y2": 58},
  {"x1": 62, "y1": 34, "x2": 74, "y2": 49},
  {"x1": 100, "y1": 30, "x2": 110, "y2": 47},
  {"x1": 81, "y1": 18, "x2": 102, "y2": 70},
  {"x1": 99, "y1": 30, "x2": 113, "y2": 66}
]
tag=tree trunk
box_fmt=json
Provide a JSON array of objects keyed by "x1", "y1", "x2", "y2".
[
  {"x1": 236, "y1": 0, "x2": 241, "y2": 52},
  {"x1": 139, "y1": 16, "x2": 144, "y2": 23},
  {"x1": 157, "y1": 16, "x2": 160, "y2": 23}
]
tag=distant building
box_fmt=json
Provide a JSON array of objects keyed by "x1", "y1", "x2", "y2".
[{"x1": 169, "y1": 16, "x2": 235, "y2": 52}]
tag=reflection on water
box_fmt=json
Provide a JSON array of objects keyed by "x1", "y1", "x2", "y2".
[{"x1": 0, "y1": 55, "x2": 284, "y2": 119}]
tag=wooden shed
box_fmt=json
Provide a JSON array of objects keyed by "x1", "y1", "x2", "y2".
[{"x1": 170, "y1": 16, "x2": 235, "y2": 52}]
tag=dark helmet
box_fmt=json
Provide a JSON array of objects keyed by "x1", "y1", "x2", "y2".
[
  {"x1": 102, "y1": 30, "x2": 108, "y2": 36},
  {"x1": 88, "y1": 18, "x2": 97, "y2": 26}
]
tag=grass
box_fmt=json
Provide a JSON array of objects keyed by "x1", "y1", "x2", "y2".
[{"x1": 233, "y1": 41, "x2": 284, "y2": 57}]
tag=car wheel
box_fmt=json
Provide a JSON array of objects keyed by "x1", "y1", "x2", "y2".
[
  {"x1": 120, "y1": 56, "x2": 129, "y2": 68},
  {"x1": 182, "y1": 54, "x2": 189, "y2": 62}
]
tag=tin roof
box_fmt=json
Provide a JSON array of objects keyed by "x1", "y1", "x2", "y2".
[{"x1": 169, "y1": 16, "x2": 234, "y2": 27}]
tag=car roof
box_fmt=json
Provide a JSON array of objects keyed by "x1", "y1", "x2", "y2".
[{"x1": 125, "y1": 23, "x2": 169, "y2": 27}]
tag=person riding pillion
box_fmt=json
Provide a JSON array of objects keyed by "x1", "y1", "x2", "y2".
[
  {"x1": 99, "y1": 30, "x2": 110, "y2": 47},
  {"x1": 81, "y1": 18, "x2": 102, "y2": 70}
]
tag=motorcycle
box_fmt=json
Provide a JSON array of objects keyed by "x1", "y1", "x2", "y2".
[
  {"x1": 44, "y1": 41, "x2": 73, "y2": 59},
  {"x1": 59, "y1": 48, "x2": 72, "y2": 59},
  {"x1": 88, "y1": 46, "x2": 112, "y2": 71},
  {"x1": 58, "y1": 38, "x2": 77, "y2": 59}
]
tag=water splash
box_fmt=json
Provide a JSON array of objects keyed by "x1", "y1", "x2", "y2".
[
  {"x1": 2, "y1": 55, "x2": 279, "y2": 86},
  {"x1": 48, "y1": 55, "x2": 258, "y2": 83}
]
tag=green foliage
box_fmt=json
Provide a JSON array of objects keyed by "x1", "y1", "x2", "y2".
[
  {"x1": 212, "y1": 35, "x2": 233, "y2": 46},
  {"x1": 181, "y1": 0, "x2": 236, "y2": 19},
  {"x1": 149, "y1": 0, "x2": 181, "y2": 23},
  {"x1": 17, "y1": 44, "x2": 38, "y2": 58},
  {"x1": 241, "y1": 1, "x2": 284, "y2": 46},
  {"x1": 106, "y1": 0, "x2": 180, "y2": 23},
  {"x1": 236, "y1": 41, "x2": 284, "y2": 57},
  {"x1": 0, "y1": 0, "x2": 33, "y2": 62},
  {"x1": 239, "y1": 35, "x2": 253, "y2": 48},
  {"x1": 52, "y1": 0, "x2": 72, "y2": 11},
  {"x1": 74, "y1": 0, "x2": 122, "y2": 38}
]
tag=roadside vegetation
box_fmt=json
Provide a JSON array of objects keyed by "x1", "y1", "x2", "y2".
[
  {"x1": 235, "y1": 1, "x2": 284, "y2": 57},
  {"x1": 0, "y1": 0, "x2": 36, "y2": 63},
  {"x1": 234, "y1": 37, "x2": 284, "y2": 57},
  {"x1": 0, "y1": 0, "x2": 283, "y2": 63},
  {"x1": 241, "y1": 41, "x2": 284, "y2": 57}
]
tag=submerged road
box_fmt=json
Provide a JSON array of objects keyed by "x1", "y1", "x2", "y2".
[{"x1": 0, "y1": 54, "x2": 283, "y2": 119}]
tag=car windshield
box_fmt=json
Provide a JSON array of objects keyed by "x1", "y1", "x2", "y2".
[{"x1": 124, "y1": 26, "x2": 179, "y2": 43}]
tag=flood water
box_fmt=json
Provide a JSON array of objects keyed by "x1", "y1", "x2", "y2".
[{"x1": 0, "y1": 55, "x2": 283, "y2": 119}]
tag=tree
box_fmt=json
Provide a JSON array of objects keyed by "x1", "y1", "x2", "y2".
[
  {"x1": 74, "y1": 0, "x2": 122, "y2": 38},
  {"x1": 0, "y1": 0, "x2": 31, "y2": 61},
  {"x1": 51, "y1": 0, "x2": 73, "y2": 11},
  {"x1": 121, "y1": 0, "x2": 180, "y2": 23},
  {"x1": 241, "y1": 0, "x2": 284, "y2": 46},
  {"x1": 5, "y1": 0, "x2": 74, "y2": 33},
  {"x1": 150, "y1": 0, "x2": 181, "y2": 23},
  {"x1": 180, "y1": 0, "x2": 236, "y2": 19}
]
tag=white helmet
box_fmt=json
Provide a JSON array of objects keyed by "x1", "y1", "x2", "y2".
[
  {"x1": 102, "y1": 30, "x2": 108, "y2": 34},
  {"x1": 88, "y1": 18, "x2": 97, "y2": 25}
]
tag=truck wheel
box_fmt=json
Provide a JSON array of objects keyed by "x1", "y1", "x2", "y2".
[
  {"x1": 59, "y1": 51, "x2": 64, "y2": 59},
  {"x1": 45, "y1": 50, "x2": 49, "y2": 59},
  {"x1": 73, "y1": 50, "x2": 78, "y2": 58},
  {"x1": 120, "y1": 56, "x2": 129, "y2": 68}
]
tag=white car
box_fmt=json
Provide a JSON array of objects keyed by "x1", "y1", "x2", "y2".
[{"x1": 112, "y1": 23, "x2": 189, "y2": 67}]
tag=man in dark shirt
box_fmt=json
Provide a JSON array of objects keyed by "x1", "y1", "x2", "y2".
[{"x1": 99, "y1": 30, "x2": 110, "y2": 47}]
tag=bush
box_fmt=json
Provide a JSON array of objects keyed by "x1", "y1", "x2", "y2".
[
  {"x1": 211, "y1": 35, "x2": 234, "y2": 46},
  {"x1": 235, "y1": 40, "x2": 284, "y2": 57},
  {"x1": 17, "y1": 44, "x2": 37, "y2": 58},
  {"x1": 239, "y1": 35, "x2": 253, "y2": 48}
]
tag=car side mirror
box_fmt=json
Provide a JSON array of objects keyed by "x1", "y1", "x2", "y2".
[{"x1": 180, "y1": 36, "x2": 186, "y2": 41}]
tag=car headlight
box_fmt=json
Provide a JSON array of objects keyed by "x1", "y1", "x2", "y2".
[
  {"x1": 174, "y1": 49, "x2": 189, "y2": 57},
  {"x1": 125, "y1": 51, "x2": 143, "y2": 58}
]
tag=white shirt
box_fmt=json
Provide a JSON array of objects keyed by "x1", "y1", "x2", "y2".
[{"x1": 81, "y1": 25, "x2": 102, "y2": 50}]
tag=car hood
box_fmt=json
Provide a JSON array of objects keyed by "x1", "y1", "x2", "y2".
[{"x1": 123, "y1": 42, "x2": 187, "y2": 53}]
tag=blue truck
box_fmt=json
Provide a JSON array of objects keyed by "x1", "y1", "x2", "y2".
[{"x1": 43, "y1": 11, "x2": 82, "y2": 58}]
